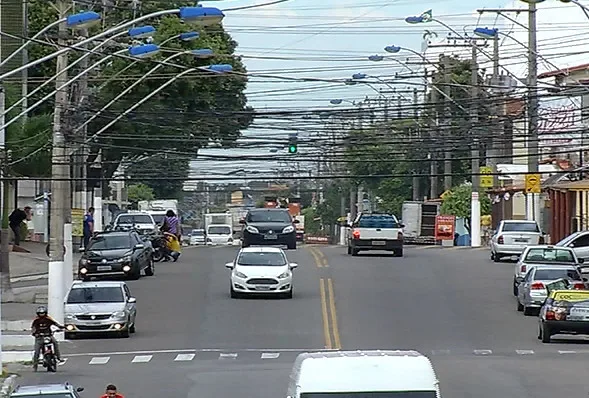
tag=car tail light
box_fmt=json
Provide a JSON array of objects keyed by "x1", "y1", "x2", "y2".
[
  {"x1": 397, "y1": 231, "x2": 403, "y2": 240},
  {"x1": 573, "y1": 282, "x2": 585, "y2": 290},
  {"x1": 498, "y1": 235, "x2": 504, "y2": 244},
  {"x1": 531, "y1": 282, "x2": 545, "y2": 290},
  {"x1": 352, "y1": 229, "x2": 360, "y2": 239},
  {"x1": 545, "y1": 310, "x2": 556, "y2": 320},
  {"x1": 520, "y1": 264, "x2": 526, "y2": 273},
  {"x1": 538, "y1": 236, "x2": 545, "y2": 244}
]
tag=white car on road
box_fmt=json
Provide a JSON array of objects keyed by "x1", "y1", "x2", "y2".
[
  {"x1": 225, "y1": 247, "x2": 297, "y2": 299},
  {"x1": 490, "y1": 219, "x2": 544, "y2": 262}
]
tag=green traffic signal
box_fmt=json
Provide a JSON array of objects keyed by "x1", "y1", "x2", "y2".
[{"x1": 288, "y1": 144, "x2": 297, "y2": 153}]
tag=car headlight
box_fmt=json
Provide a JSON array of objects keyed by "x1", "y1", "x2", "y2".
[
  {"x1": 115, "y1": 255, "x2": 132, "y2": 263},
  {"x1": 111, "y1": 311, "x2": 127, "y2": 319},
  {"x1": 282, "y1": 225, "x2": 295, "y2": 234},
  {"x1": 278, "y1": 271, "x2": 291, "y2": 279},
  {"x1": 246, "y1": 226, "x2": 259, "y2": 234},
  {"x1": 234, "y1": 271, "x2": 247, "y2": 279}
]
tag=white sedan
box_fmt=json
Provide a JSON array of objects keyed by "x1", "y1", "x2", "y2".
[{"x1": 225, "y1": 247, "x2": 297, "y2": 299}]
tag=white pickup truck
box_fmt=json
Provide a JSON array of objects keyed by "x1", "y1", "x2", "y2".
[{"x1": 347, "y1": 213, "x2": 405, "y2": 257}]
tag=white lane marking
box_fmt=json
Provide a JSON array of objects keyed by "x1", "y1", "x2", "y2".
[
  {"x1": 558, "y1": 350, "x2": 577, "y2": 354},
  {"x1": 516, "y1": 350, "x2": 534, "y2": 355},
  {"x1": 219, "y1": 353, "x2": 238, "y2": 359},
  {"x1": 174, "y1": 354, "x2": 195, "y2": 361},
  {"x1": 430, "y1": 350, "x2": 450, "y2": 355},
  {"x1": 261, "y1": 352, "x2": 280, "y2": 359},
  {"x1": 89, "y1": 357, "x2": 110, "y2": 365},
  {"x1": 59, "y1": 358, "x2": 68, "y2": 365},
  {"x1": 65, "y1": 348, "x2": 333, "y2": 357},
  {"x1": 473, "y1": 350, "x2": 493, "y2": 355},
  {"x1": 131, "y1": 355, "x2": 152, "y2": 363}
]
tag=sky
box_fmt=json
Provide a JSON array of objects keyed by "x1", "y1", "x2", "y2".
[{"x1": 183, "y1": 0, "x2": 589, "y2": 189}]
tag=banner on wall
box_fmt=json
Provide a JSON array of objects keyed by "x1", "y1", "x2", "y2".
[{"x1": 435, "y1": 215, "x2": 455, "y2": 241}]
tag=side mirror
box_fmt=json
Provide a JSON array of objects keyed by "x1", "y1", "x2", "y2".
[
  {"x1": 128, "y1": 297, "x2": 137, "y2": 303},
  {"x1": 225, "y1": 262, "x2": 234, "y2": 269},
  {"x1": 568, "y1": 242, "x2": 575, "y2": 248},
  {"x1": 293, "y1": 219, "x2": 300, "y2": 224},
  {"x1": 239, "y1": 219, "x2": 245, "y2": 224},
  {"x1": 76, "y1": 388, "x2": 85, "y2": 393},
  {"x1": 134, "y1": 243, "x2": 145, "y2": 250},
  {"x1": 579, "y1": 258, "x2": 585, "y2": 264},
  {"x1": 78, "y1": 247, "x2": 85, "y2": 253},
  {"x1": 289, "y1": 262, "x2": 298, "y2": 269},
  {"x1": 399, "y1": 224, "x2": 405, "y2": 228}
]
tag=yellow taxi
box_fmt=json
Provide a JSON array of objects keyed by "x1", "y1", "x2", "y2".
[{"x1": 538, "y1": 283, "x2": 589, "y2": 343}]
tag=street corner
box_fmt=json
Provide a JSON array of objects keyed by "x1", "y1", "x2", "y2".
[{"x1": 0, "y1": 374, "x2": 19, "y2": 398}]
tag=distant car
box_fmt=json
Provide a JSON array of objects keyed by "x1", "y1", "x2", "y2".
[
  {"x1": 189, "y1": 229, "x2": 206, "y2": 245},
  {"x1": 78, "y1": 230, "x2": 154, "y2": 280},
  {"x1": 516, "y1": 265, "x2": 586, "y2": 315},
  {"x1": 113, "y1": 212, "x2": 157, "y2": 235},
  {"x1": 490, "y1": 220, "x2": 544, "y2": 262},
  {"x1": 225, "y1": 246, "x2": 298, "y2": 299},
  {"x1": 64, "y1": 280, "x2": 137, "y2": 339},
  {"x1": 240, "y1": 208, "x2": 298, "y2": 249},
  {"x1": 10, "y1": 384, "x2": 85, "y2": 398},
  {"x1": 513, "y1": 245, "x2": 584, "y2": 296},
  {"x1": 207, "y1": 224, "x2": 234, "y2": 245},
  {"x1": 538, "y1": 288, "x2": 589, "y2": 343}
]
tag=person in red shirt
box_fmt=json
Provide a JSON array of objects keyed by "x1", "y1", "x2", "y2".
[{"x1": 100, "y1": 385, "x2": 124, "y2": 398}]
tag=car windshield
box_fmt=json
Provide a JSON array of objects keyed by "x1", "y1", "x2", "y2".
[
  {"x1": 151, "y1": 214, "x2": 165, "y2": 224},
  {"x1": 247, "y1": 211, "x2": 291, "y2": 223},
  {"x1": 117, "y1": 215, "x2": 152, "y2": 224},
  {"x1": 237, "y1": 251, "x2": 287, "y2": 266},
  {"x1": 88, "y1": 235, "x2": 132, "y2": 251},
  {"x1": 503, "y1": 222, "x2": 540, "y2": 232},
  {"x1": 192, "y1": 230, "x2": 204, "y2": 236},
  {"x1": 358, "y1": 215, "x2": 399, "y2": 228},
  {"x1": 66, "y1": 287, "x2": 124, "y2": 303},
  {"x1": 524, "y1": 248, "x2": 575, "y2": 263},
  {"x1": 209, "y1": 226, "x2": 231, "y2": 235},
  {"x1": 301, "y1": 393, "x2": 436, "y2": 398},
  {"x1": 534, "y1": 269, "x2": 581, "y2": 281}
]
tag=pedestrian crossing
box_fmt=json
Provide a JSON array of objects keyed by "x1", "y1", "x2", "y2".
[{"x1": 55, "y1": 347, "x2": 589, "y2": 367}]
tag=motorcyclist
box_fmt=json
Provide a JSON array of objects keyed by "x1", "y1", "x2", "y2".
[
  {"x1": 31, "y1": 305, "x2": 65, "y2": 371},
  {"x1": 100, "y1": 384, "x2": 124, "y2": 398}
]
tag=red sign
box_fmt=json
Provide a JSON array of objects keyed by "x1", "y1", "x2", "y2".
[
  {"x1": 435, "y1": 215, "x2": 456, "y2": 241},
  {"x1": 305, "y1": 236, "x2": 330, "y2": 244}
]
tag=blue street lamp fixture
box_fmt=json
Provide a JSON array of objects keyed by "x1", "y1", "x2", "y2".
[
  {"x1": 519, "y1": 0, "x2": 545, "y2": 3},
  {"x1": 405, "y1": 15, "x2": 425, "y2": 24},
  {"x1": 66, "y1": 11, "x2": 101, "y2": 28},
  {"x1": 368, "y1": 55, "x2": 384, "y2": 62},
  {"x1": 473, "y1": 27, "x2": 498, "y2": 39},
  {"x1": 352, "y1": 73, "x2": 367, "y2": 80},
  {"x1": 179, "y1": 6, "x2": 225, "y2": 26},
  {"x1": 330, "y1": 99, "x2": 343, "y2": 104},
  {"x1": 404, "y1": 9, "x2": 433, "y2": 24},
  {"x1": 128, "y1": 43, "x2": 160, "y2": 58},
  {"x1": 206, "y1": 64, "x2": 233, "y2": 73},
  {"x1": 384, "y1": 45, "x2": 401, "y2": 54},
  {"x1": 180, "y1": 31, "x2": 200, "y2": 41},
  {"x1": 128, "y1": 25, "x2": 156, "y2": 39},
  {"x1": 192, "y1": 48, "x2": 214, "y2": 58}
]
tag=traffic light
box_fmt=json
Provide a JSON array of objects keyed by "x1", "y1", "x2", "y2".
[{"x1": 288, "y1": 133, "x2": 298, "y2": 154}]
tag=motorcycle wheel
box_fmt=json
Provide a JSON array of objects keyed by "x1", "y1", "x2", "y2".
[
  {"x1": 46, "y1": 357, "x2": 56, "y2": 372},
  {"x1": 152, "y1": 250, "x2": 164, "y2": 263}
]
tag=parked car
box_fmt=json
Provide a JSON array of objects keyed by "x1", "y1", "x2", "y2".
[
  {"x1": 78, "y1": 230, "x2": 154, "y2": 280},
  {"x1": 240, "y1": 208, "x2": 298, "y2": 249},
  {"x1": 538, "y1": 287, "x2": 589, "y2": 343},
  {"x1": 64, "y1": 280, "x2": 137, "y2": 339},
  {"x1": 490, "y1": 220, "x2": 544, "y2": 262},
  {"x1": 10, "y1": 384, "x2": 84, "y2": 398},
  {"x1": 555, "y1": 231, "x2": 589, "y2": 260}
]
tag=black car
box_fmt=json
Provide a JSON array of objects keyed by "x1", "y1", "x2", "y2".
[
  {"x1": 240, "y1": 208, "x2": 299, "y2": 249},
  {"x1": 78, "y1": 231, "x2": 154, "y2": 281}
]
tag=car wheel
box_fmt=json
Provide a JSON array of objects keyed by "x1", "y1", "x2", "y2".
[
  {"x1": 241, "y1": 240, "x2": 250, "y2": 248},
  {"x1": 352, "y1": 248, "x2": 360, "y2": 256},
  {"x1": 128, "y1": 265, "x2": 141, "y2": 280},
  {"x1": 230, "y1": 286, "x2": 239, "y2": 299},
  {"x1": 347, "y1": 246, "x2": 352, "y2": 255},
  {"x1": 523, "y1": 306, "x2": 535, "y2": 316},
  {"x1": 120, "y1": 328, "x2": 130, "y2": 338},
  {"x1": 129, "y1": 319, "x2": 136, "y2": 334},
  {"x1": 493, "y1": 253, "x2": 501, "y2": 262},
  {"x1": 513, "y1": 279, "x2": 519, "y2": 296},
  {"x1": 145, "y1": 259, "x2": 154, "y2": 276},
  {"x1": 541, "y1": 324, "x2": 552, "y2": 343},
  {"x1": 284, "y1": 288, "x2": 293, "y2": 299},
  {"x1": 393, "y1": 249, "x2": 403, "y2": 257},
  {"x1": 517, "y1": 300, "x2": 524, "y2": 312},
  {"x1": 287, "y1": 241, "x2": 297, "y2": 250}
]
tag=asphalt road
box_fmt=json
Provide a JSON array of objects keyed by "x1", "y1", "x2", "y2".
[{"x1": 13, "y1": 244, "x2": 589, "y2": 397}]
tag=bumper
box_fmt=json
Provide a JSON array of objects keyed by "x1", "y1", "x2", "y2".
[
  {"x1": 522, "y1": 295, "x2": 547, "y2": 308},
  {"x1": 64, "y1": 319, "x2": 129, "y2": 334},
  {"x1": 231, "y1": 276, "x2": 292, "y2": 294},
  {"x1": 243, "y1": 231, "x2": 296, "y2": 245},
  {"x1": 493, "y1": 243, "x2": 526, "y2": 255},
  {"x1": 350, "y1": 239, "x2": 403, "y2": 250},
  {"x1": 542, "y1": 320, "x2": 589, "y2": 334},
  {"x1": 78, "y1": 262, "x2": 133, "y2": 277}
]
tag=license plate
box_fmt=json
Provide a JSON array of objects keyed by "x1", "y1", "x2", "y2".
[
  {"x1": 515, "y1": 239, "x2": 528, "y2": 243},
  {"x1": 97, "y1": 265, "x2": 112, "y2": 271},
  {"x1": 372, "y1": 241, "x2": 386, "y2": 245},
  {"x1": 264, "y1": 234, "x2": 278, "y2": 240},
  {"x1": 571, "y1": 307, "x2": 589, "y2": 316},
  {"x1": 256, "y1": 285, "x2": 271, "y2": 290}
]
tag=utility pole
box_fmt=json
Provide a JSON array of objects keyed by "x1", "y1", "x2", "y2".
[
  {"x1": 412, "y1": 88, "x2": 420, "y2": 201},
  {"x1": 429, "y1": 87, "x2": 438, "y2": 199},
  {"x1": 527, "y1": 1, "x2": 540, "y2": 222},
  {"x1": 441, "y1": 55, "x2": 452, "y2": 191},
  {"x1": 470, "y1": 43, "x2": 481, "y2": 247},
  {"x1": 48, "y1": 0, "x2": 71, "y2": 329},
  {"x1": 486, "y1": 33, "x2": 501, "y2": 189}
]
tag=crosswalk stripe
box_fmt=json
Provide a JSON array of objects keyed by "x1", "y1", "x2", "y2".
[
  {"x1": 473, "y1": 349, "x2": 492, "y2": 355},
  {"x1": 558, "y1": 350, "x2": 577, "y2": 354},
  {"x1": 174, "y1": 353, "x2": 195, "y2": 361},
  {"x1": 89, "y1": 357, "x2": 110, "y2": 365},
  {"x1": 219, "y1": 353, "x2": 238, "y2": 359},
  {"x1": 516, "y1": 350, "x2": 534, "y2": 355},
  {"x1": 261, "y1": 352, "x2": 280, "y2": 359},
  {"x1": 131, "y1": 355, "x2": 152, "y2": 363}
]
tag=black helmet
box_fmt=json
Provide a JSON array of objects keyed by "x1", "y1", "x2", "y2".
[{"x1": 36, "y1": 306, "x2": 47, "y2": 316}]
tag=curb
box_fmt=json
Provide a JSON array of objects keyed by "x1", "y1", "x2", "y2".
[{"x1": 1, "y1": 374, "x2": 18, "y2": 397}]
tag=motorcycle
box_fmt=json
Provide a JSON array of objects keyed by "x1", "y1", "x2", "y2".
[
  {"x1": 36, "y1": 331, "x2": 60, "y2": 372},
  {"x1": 150, "y1": 233, "x2": 180, "y2": 262}
]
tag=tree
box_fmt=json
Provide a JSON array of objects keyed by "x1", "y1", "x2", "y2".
[
  {"x1": 126, "y1": 155, "x2": 188, "y2": 198},
  {"x1": 439, "y1": 183, "x2": 491, "y2": 233},
  {"x1": 127, "y1": 183, "x2": 155, "y2": 202}
]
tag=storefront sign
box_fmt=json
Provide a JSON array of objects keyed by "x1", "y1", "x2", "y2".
[{"x1": 435, "y1": 215, "x2": 455, "y2": 241}]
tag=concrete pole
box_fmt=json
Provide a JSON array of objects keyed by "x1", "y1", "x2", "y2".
[
  {"x1": 527, "y1": 1, "x2": 540, "y2": 222},
  {"x1": 412, "y1": 88, "x2": 420, "y2": 201},
  {"x1": 487, "y1": 33, "x2": 501, "y2": 189},
  {"x1": 470, "y1": 43, "x2": 481, "y2": 248},
  {"x1": 48, "y1": 0, "x2": 70, "y2": 329},
  {"x1": 442, "y1": 56, "x2": 452, "y2": 191}
]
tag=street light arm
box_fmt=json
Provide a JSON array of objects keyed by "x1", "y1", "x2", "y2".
[
  {"x1": 0, "y1": 17, "x2": 66, "y2": 69},
  {"x1": 0, "y1": 8, "x2": 181, "y2": 81}
]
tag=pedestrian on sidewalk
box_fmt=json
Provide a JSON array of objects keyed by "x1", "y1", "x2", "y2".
[
  {"x1": 8, "y1": 206, "x2": 31, "y2": 246},
  {"x1": 83, "y1": 207, "x2": 95, "y2": 249}
]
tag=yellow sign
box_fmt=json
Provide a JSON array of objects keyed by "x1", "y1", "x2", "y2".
[
  {"x1": 553, "y1": 291, "x2": 589, "y2": 302},
  {"x1": 71, "y1": 208, "x2": 85, "y2": 237},
  {"x1": 525, "y1": 173, "x2": 541, "y2": 194},
  {"x1": 480, "y1": 166, "x2": 493, "y2": 188}
]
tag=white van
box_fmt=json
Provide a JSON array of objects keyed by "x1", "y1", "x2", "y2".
[
  {"x1": 206, "y1": 224, "x2": 234, "y2": 245},
  {"x1": 287, "y1": 350, "x2": 441, "y2": 398}
]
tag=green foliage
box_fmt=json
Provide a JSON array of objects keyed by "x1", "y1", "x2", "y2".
[
  {"x1": 440, "y1": 183, "x2": 491, "y2": 232},
  {"x1": 126, "y1": 154, "x2": 188, "y2": 199},
  {"x1": 301, "y1": 207, "x2": 320, "y2": 235},
  {"x1": 127, "y1": 183, "x2": 155, "y2": 202}
]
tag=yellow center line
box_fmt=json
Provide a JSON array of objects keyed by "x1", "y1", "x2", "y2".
[
  {"x1": 319, "y1": 278, "x2": 332, "y2": 349},
  {"x1": 327, "y1": 278, "x2": 342, "y2": 349},
  {"x1": 316, "y1": 248, "x2": 329, "y2": 267},
  {"x1": 309, "y1": 247, "x2": 322, "y2": 268}
]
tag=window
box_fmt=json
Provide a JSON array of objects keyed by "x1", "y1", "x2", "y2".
[
  {"x1": 358, "y1": 215, "x2": 399, "y2": 228},
  {"x1": 247, "y1": 211, "x2": 291, "y2": 223},
  {"x1": 524, "y1": 248, "x2": 575, "y2": 263},
  {"x1": 192, "y1": 230, "x2": 204, "y2": 236},
  {"x1": 151, "y1": 215, "x2": 165, "y2": 225},
  {"x1": 208, "y1": 226, "x2": 231, "y2": 235},
  {"x1": 88, "y1": 235, "x2": 132, "y2": 251},
  {"x1": 301, "y1": 392, "x2": 436, "y2": 398},
  {"x1": 237, "y1": 251, "x2": 287, "y2": 266},
  {"x1": 116, "y1": 215, "x2": 153, "y2": 225},
  {"x1": 571, "y1": 234, "x2": 589, "y2": 248},
  {"x1": 66, "y1": 287, "x2": 124, "y2": 303},
  {"x1": 534, "y1": 269, "x2": 581, "y2": 281},
  {"x1": 502, "y1": 222, "x2": 540, "y2": 233}
]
